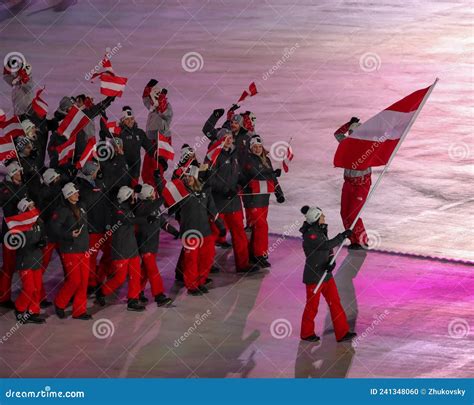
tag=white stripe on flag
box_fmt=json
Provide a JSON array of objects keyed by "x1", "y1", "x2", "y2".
[
  {"x1": 63, "y1": 111, "x2": 85, "y2": 138},
  {"x1": 6, "y1": 216, "x2": 38, "y2": 229},
  {"x1": 167, "y1": 182, "x2": 184, "y2": 203}
]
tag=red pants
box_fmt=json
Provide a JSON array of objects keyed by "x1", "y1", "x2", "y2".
[
  {"x1": 15, "y1": 269, "x2": 42, "y2": 314},
  {"x1": 212, "y1": 211, "x2": 249, "y2": 270},
  {"x1": 140, "y1": 253, "x2": 164, "y2": 296},
  {"x1": 41, "y1": 242, "x2": 61, "y2": 301},
  {"x1": 341, "y1": 175, "x2": 371, "y2": 245},
  {"x1": 55, "y1": 253, "x2": 89, "y2": 317},
  {"x1": 101, "y1": 256, "x2": 141, "y2": 300},
  {"x1": 183, "y1": 235, "x2": 215, "y2": 290},
  {"x1": 300, "y1": 278, "x2": 349, "y2": 341},
  {"x1": 87, "y1": 233, "x2": 112, "y2": 287},
  {"x1": 0, "y1": 245, "x2": 16, "y2": 303},
  {"x1": 245, "y1": 206, "x2": 269, "y2": 258},
  {"x1": 141, "y1": 151, "x2": 158, "y2": 187}
]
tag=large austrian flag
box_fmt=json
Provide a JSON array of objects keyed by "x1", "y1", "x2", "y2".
[
  {"x1": 162, "y1": 179, "x2": 189, "y2": 208},
  {"x1": 1, "y1": 116, "x2": 24, "y2": 139},
  {"x1": 157, "y1": 133, "x2": 174, "y2": 160},
  {"x1": 0, "y1": 135, "x2": 17, "y2": 161},
  {"x1": 206, "y1": 138, "x2": 225, "y2": 166},
  {"x1": 56, "y1": 134, "x2": 77, "y2": 166},
  {"x1": 333, "y1": 84, "x2": 433, "y2": 170},
  {"x1": 58, "y1": 106, "x2": 90, "y2": 140},
  {"x1": 5, "y1": 208, "x2": 40, "y2": 232},
  {"x1": 249, "y1": 179, "x2": 275, "y2": 194}
]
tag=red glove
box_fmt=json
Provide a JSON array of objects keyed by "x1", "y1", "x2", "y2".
[{"x1": 158, "y1": 93, "x2": 168, "y2": 113}]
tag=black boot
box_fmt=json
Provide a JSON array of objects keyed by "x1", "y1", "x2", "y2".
[
  {"x1": 255, "y1": 256, "x2": 271, "y2": 268},
  {"x1": 301, "y1": 334, "x2": 320, "y2": 342},
  {"x1": 40, "y1": 299, "x2": 53, "y2": 309},
  {"x1": 348, "y1": 243, "x2": 363, "y2": 250},
  {"x1": 23, "y1": 313, "x2": 47, "y2": 324},
  {"x1": 95, "y1": 289, "x2": 106, "y2": 306},
  {"x1": 187, "y1": 289, "x2": 203, "y2": 296},
  {"x1": 204, "y1": 278, "x2": 213, "y2": 287},
  {"x1": 237, "y1": 263, "x2": 260, "y2": 274},
  {"x1": 175, "y1": 272, "x2": 184, "y2": 282},
  {"x1": 337, "y1": 331, "x2": 357, "y2": 342},
  {"x1": 155, "y1": 294, "x2": 173, "y2": 307},
  {"x1": 55, "y1": 305, "x2": 66, "y2": 319},
  {"x1": 139, "y1": 291, "x2": 149, "y2": 304},
  {"x1": 210, "y1": 265, "x2": 220, "y2": 274},
  {"x1": 127, "y1": 299, "x2": 146, "y2": 312},
  {"x1": 198, "y1": 285, "x2": 209, "y2": 294},
  {"x1": 73, "y1": 313, "x2": 93, "y2": 320},
  {"x1": 0, "y1": 299, "x2": 15, "y2": 309},
  {"x1": 216, "y1": 241, "x2": 232, "y2": 249}
]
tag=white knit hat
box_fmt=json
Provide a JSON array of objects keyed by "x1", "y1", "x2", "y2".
[
  {"x1": 301, "y1": 205, "x2": 323, "y2": 224},
  {"x1": 138, "y1": 184, "x2": 155, "y2": 200},
  {"x1": 17, "y1": 197, "x2": 34, "y2": 213},
  {"x1": 6, "y1": 161, "x2": 22, "y2": 180},
  {"x1": 249, "y1": 135, "x2": 262, "y2": 148},
  {"x1": 20, "y1": 119, "x2": 35, "y2": 136},
  {"x1": 42, "y1": 168, "x2": 60, "y2": 185},
  {"x1": 121, "y1": 107, "x2": 134, "y2": 120},
  {"x1": 117, "y1": 186, "x2": 133, "y2": 203},
  {"x1": 184, "y1": 165, "x2": 199, "y2": 180},
  {"x1": 62, "y1": 182, "x2": 79, "y2": 199}
]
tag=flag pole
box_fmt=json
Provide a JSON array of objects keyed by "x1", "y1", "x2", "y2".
[{"x1": 313, "y1": 78, "x2": 439, "y2": 294}]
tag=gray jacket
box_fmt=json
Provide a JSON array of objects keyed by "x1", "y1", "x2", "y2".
[
  {"x1": 3, "y1": 73, "x2": 34, "y2": 116},
  {"x1": 143, "y1": 96, "x2": 173, "y2": 139}
]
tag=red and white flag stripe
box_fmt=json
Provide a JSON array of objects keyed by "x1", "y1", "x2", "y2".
[
  {"x1": 5, "y1": 208, "x2": 40, "y2": 232},
  {"x1": 237, "y1": 82, "x2": 258, "y2": 103},
  {"x1": 56, "y1": 134, "x2": 77, "y2": 165},
  {"x1": 99, "y1": 72, "x2": 128, "y2": 97},
  {"x1": 334, "y1": 83, "x2": 434, "y2": 170},
  {"x1": 1, "y1": 116, "x2": 24, "y2": 139},
  {"x1": 206, "y1": 138, "x2": 225, "y2": 166},
  {"x1": 157, "y1": 133, "x2": 174, "y2": 160},
  {"x1": 76, "y1": 137, "x2": 97, "y2": 169},
  {"x1": 162, "y1": 179, "x2": 190, "y2": 208},
  {"x1": 248, "y1": 179, "x2": 275, "y2": 194},
  {"x1": 0, "y1": 135, "x2": 17, "y2": 161},
  {"x1": 58, "y1": 106, "x2": 90, "y2": 140},
  {"x1": 106, "y1": 120, "x2": 121, "y2": 136},
  {"x1": 32, "y1": 88, "x2": 48, "y2": 119},
  {"x1": 282, "y1": 144, "x2": 294, "y2": 173}
]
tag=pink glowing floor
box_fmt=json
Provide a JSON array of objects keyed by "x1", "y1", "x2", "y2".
[{"x1": 0, "y1": 233, "x2": 472, "y2": 378}]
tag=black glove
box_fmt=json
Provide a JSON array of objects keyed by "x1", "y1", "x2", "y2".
[
  {"x1": 276, "y1": 195, "x2": 285, "y2": 204},
  {"x1": 47, "y1": 118, "x2": 59, "y2": 132},
  {"x1": 133, "y1": 184, "x2": 143, "y2": 194},
  {"x1": 146, "y1": 79, "x2": 158, "y2": 88},
  {"x1": 350, "y1": 116, "x2": 360, "y2": 124},
  {"x1": 229, "y1": 104, "x2": 240, "y2": 112},
  {"x1": 215, "y1": 218, "x2": 226, "y2": 237},
  {"x1": 158, "y1": 157, "x2": 168, "y2": 172},
  {"x1": 147, "y1": 214, "x2": 158, "y2": 224},
  {"x1": 341, "y1": 229, "x2": 353, "y2": 239},
  {"x1": 326, "y1": 260, "x2": 336, "y2": 272},
  {"x1": 161, "y1": 88, "x2": 168, "y2": 95},
  {"x1": 36, "y1": 239, "x2": 47, "y2": 249},
  {"x1": 163, "y1": 222, "x2": 180, "y2": 239},
  {"x1": 273, "y1": 168, "x2": 282, "y2": 178},
  {"x1": 213, "y1": 108, "x2": 225, "y2": 118}
]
